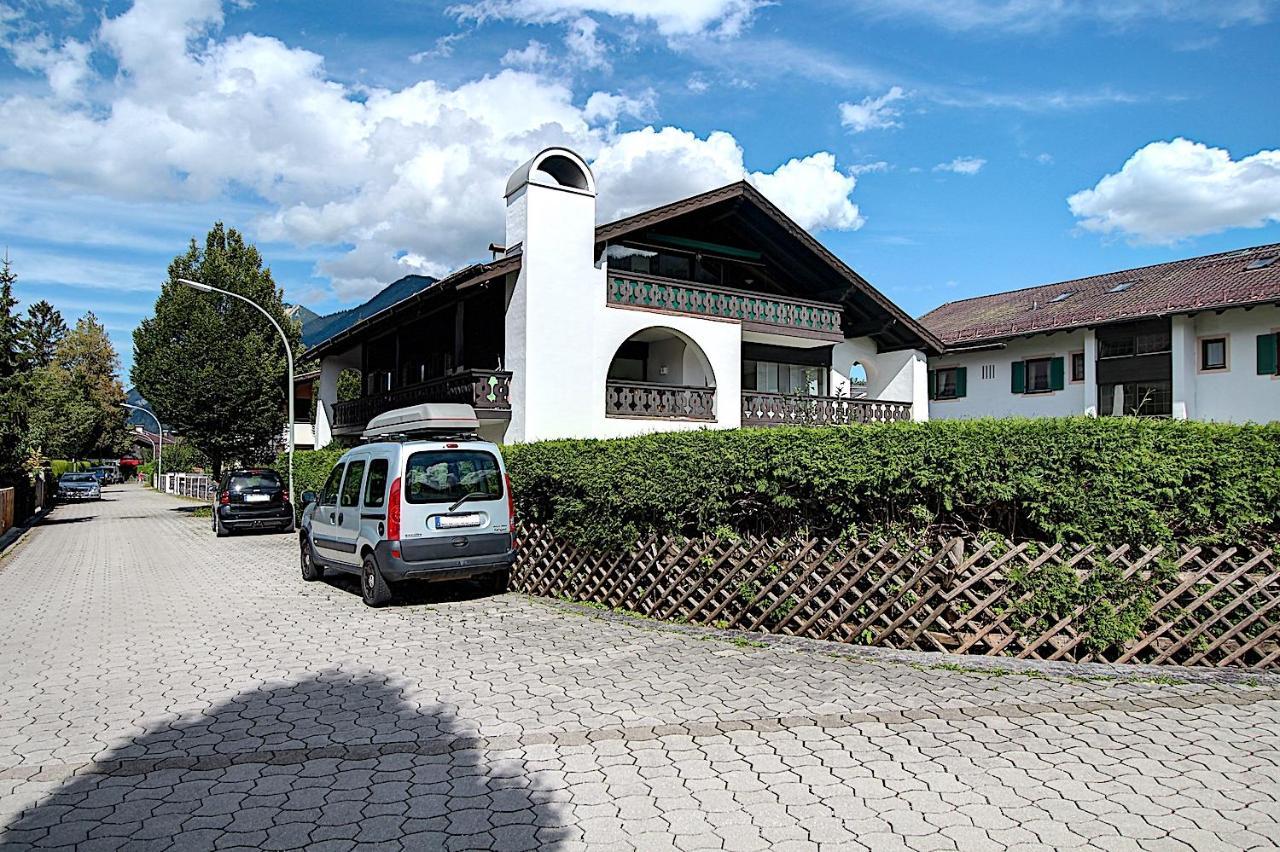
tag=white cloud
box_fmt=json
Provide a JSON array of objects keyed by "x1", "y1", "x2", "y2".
[
  {"x1": 0, "y1": 0, "x2": 865, "y2": 300},
  {"x1": 848, "y1": 161, "x2": 890, "y2": 174},
  {"x1": 842, "y1": 0, "x2": 1273, "y2": 33},
  {"x1": 686, "y1": 74, "x2": 709, "y2": 93},
  {"x1": 1067, "y1": 138, "x2": 1280, "y2": 244},
  {"x1": 750, "y1": 153, "x2": 864, "y2": 231},
  {"x1": 933, "y1": 156, "x2": 986, "y2": 175},
  {"x1": 583, "y1": 88, "x2": 657, "y2": 123},
  {"x1": 593, "y1": 129, "x2": 863, "y2": 232},
  {"x1": 565, "y1": 15, "x2": 609, "y2": 69},
  {"x1": 446, "y1": 0, "x2": 764, "y2": 38},
  {"x1": 838, "y1": 86, "x2": 906, "y2": 133},
  {"x1": 500, "y1": 39, "x2": 553, "y2": 69}
]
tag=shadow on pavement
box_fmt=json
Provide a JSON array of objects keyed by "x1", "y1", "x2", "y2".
[
  {"x1": 322, "y1": 572, "x2": 501, "y2": 608},
  {"x1": 33, "y1": 516, "x2": 95, "y2": 526},
  {"x1": 0, "y1": 672, "x2": 569, "y2": 850}
]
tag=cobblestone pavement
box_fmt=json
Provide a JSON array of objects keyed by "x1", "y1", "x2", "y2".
[{"x1": 1, "y1": 486, "x2": 1278, "y2": 851}]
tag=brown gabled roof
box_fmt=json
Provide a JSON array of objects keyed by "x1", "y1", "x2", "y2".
[
  {"x1": 596, "y1": 182, "x2": 944, "y2": 353},
  {"x1": 921, "y1": 243, "x2": 1280, "y2": 346}
]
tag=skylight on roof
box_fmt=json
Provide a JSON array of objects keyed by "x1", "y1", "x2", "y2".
[
  {"x1": 1108, "y1": 281, "x2": 1134, "y2": 293},
  {"x1": 1245, "y1": 256, "x2": 1277, "y2": 270},
  {"x1": 1049, "y1": 291, "x2": 1074, "y2": 303}
]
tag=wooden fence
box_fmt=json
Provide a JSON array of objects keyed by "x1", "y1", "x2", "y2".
[
  {"x1": 512, "y1": 525, "x2": 1280, "y2": 669},
  {"x1": 0, "y1": 487, "x2": 13, "y2": 536}
]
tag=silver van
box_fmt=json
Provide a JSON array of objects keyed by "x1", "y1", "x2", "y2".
[{"x1": 298, "y1": 404, "x2": 516, "y2": 606}]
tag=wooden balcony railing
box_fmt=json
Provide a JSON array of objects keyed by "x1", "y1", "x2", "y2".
[
  {"x1": 607, "y1": 272, "x2": 844, "y2": 341},
  {"x1": 742, "y1": 392, "x2": 911, "y2": 426},
  {"x1": 332, "y1": 369, "x2": 512, "y2": 430},
  {"x1": 606, "y1": 381, "x2": 716, "y2": 421}
]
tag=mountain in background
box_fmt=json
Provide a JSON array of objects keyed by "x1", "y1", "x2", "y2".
[
  {"x1": 285, "y1": 304, "x2": 321, "y2": 327},
  {"x1": 123, "y1": 387, "x2": 157, "y2": 430},
  {"x1": 300, "y1": 274, "x2": 438, "y2": 350}
]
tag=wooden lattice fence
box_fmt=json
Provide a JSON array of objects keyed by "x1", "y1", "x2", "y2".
[{"x1": 512, "y1": 524, "x2": 1280, "y2": 669}]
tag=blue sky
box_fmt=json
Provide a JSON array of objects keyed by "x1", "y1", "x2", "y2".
[{"x1": 1, "y1": 0, "x2": 1278, "y2": 380}]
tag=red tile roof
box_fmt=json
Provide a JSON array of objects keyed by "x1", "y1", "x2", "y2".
[{"x1": 920, "y1": 243, "x2": 1280, "y2": 346}]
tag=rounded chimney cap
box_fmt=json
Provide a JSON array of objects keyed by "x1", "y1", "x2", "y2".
[{"x1": 505, "y1": 147, "x2": 596, "y2": 198}]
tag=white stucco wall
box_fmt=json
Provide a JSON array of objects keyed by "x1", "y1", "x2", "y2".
[
  {"x1": 829, "y1": 339, "x2": 930, "y2": 421},
  {"x1": 928, "y1": 331, "x2": 1089, "y2": 419},
  {"x1": 1182, "y1": 305, "x2": 1280, "y2": 423},
  {"x1": 313, "y1": 347, "x2": 361, "y2": 448}
]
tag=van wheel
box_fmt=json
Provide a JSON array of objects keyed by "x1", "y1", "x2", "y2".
[
  {"x1": 300, "y1": 539, "x2": 323, "y2": 581},
  {"x1": 488, "y1": 569, "x2": 511, "y2": 594},
  {"x1": 361, "y1": 555, "x2": 393, "y2": 607}
]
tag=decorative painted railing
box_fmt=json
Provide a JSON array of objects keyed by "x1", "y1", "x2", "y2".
[
  {"x1": 742, "y1": 392, "x2": 911, "y2": 426},
  {"x1": 607, "y1": 272, "x2": 844, "y2": 341},
  {"x1": 605, "y1": 381, "x2": 716, "y2": 421},
  {"x1": 332, "y1": 370, "x2": 512, "y2": 430}
]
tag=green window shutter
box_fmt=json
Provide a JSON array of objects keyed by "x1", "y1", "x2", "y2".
[
  {"x1": 1011, "y1": 361, "x2": 1025, "y2": 394},
  {"x1": 1049, "y1": 357, "x2": 1065, "y2": 391},
  {"x1": 955, "y1": 366, "x2": 967, "y2": 398},
  {"x1": 1258, "y1": 333, "x2": 1279, "y2": 375},
  {"x1": 927, "y1": 370, "x2": 937, "y2": 400}
]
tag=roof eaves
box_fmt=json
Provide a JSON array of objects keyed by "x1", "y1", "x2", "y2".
[{"x1": 302, "y1": 255, "x2": 520, "y2": 361}]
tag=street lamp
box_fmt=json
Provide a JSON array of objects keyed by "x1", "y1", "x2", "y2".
[
  {"x1": 177, "y1": 278, "x2": 295, "y2": 503},
  {"x1": 122, "y1": 403, "x2": 162, "y2": 488}
]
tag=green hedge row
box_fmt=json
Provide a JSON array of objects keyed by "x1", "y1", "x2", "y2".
[
  {"x1": 284, "y1": 418, "x2": 1280, "y2": 550},
  {"x1": 504, "y1": 418, "x2": 1280, "y2": 550}
]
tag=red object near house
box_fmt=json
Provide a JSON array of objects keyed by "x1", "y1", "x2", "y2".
[{"x1": 119, "y1": 457, "x2": 141, "y2": 478}]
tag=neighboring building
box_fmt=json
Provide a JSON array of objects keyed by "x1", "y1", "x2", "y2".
[
  {"x1": 304, "y1": 147, "x2": 942, "y2": 447},
  {"x1": 920, "y1": 244, "x2": 1280, "y2": 423}
]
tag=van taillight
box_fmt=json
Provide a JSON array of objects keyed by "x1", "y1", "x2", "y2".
[
  {"x1": 219, "y1": 491, "x2": 230, "y2": 505},
  {"x1": 505, "y1": 474, "x2": 517, "y2": 545},
  {"x1": 387, "y1": 477, "x2": 402, "y2": 541}
]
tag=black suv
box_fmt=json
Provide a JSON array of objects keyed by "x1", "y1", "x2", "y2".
[{"x1": 213, "y1": 468, "x2": 293, "y2": 536}]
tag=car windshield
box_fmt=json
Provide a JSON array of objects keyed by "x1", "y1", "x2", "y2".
[
  {"x1": 61, "y1": 474, "x2": 96, "y2": 483},
  {"x1": 404, "y1": 450, "x2": 503, "y2": 504},
  {"x1": 229, "y1": 472, "x2": 281, "y2": 491}
]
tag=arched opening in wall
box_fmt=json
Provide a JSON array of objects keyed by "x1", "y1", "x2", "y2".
[
  {"x1": 848, "y1": 362, "x2": 869, "y2": 398},
  {"x1": 536, "y1": 154, "x2": 590, "y2": 191},
  {"x1": 605, "y1": 327, "x2": 716, "y2": 421}
]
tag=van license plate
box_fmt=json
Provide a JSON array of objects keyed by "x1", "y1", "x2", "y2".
[
  {"x1": 436, "y1": 514, "x2": 481, "y2": 529},
  {"x1": 245, "y1": 494, "x2": 270, "y2": 502}
]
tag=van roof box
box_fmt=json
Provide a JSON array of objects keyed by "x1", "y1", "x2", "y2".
[{"x1": 363, "y1": 404, "x2": 479, "y2": 439}]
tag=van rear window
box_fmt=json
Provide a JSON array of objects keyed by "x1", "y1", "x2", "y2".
[{"x1": 404, "y1": 451, "x2": 503, "y2": 504}]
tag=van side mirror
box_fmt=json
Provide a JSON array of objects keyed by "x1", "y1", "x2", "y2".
[{"x1": 301, "y1": 490, "x2": 317, "y2": 505}]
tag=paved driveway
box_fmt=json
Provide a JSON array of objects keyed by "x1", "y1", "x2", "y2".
[{"x1": 0, "y1": 485, "x2": 1278, "y2": 851}]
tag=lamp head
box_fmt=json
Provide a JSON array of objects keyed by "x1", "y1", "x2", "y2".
[{"x1": 177, "y1": 277, "x2": 214, "y2": 292}]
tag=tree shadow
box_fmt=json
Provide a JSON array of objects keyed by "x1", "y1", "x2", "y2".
[
  {"x1": 0, "y1": 672, "x2": 571, "y2": 850},
  {"x1": 33, "y1": 515, "x2": 96, "y2": 526}
]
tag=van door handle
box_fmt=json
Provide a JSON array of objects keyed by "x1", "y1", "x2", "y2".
[
  {"x1": 329, "y1": 512, "x2": 335, "y2": 523},
  {"x1": 338, "y1": 512, "x2": 344, "y2": 525}
]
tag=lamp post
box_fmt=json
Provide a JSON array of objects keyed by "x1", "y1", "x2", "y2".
[
  {"x1": 122, "y1": 403, "x2": 162, "y2": 488},
  {"x1": 177, "y1": 278, "x2": 295, "y2": 503}
]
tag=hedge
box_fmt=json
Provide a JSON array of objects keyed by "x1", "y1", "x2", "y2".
[
  {"x1": 503, "y1": 418, "x2": 1280, "y2": 550},
  {"x1": 284, "y1": 418, "x2": 1280, "y2": 551}
]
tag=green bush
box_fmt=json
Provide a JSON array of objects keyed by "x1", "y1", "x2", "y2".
[{"x1": 503, "y1": 418, "x2": 1280, "y2": 550}]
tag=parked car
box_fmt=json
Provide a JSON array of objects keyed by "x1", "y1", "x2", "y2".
[
  {"x1": 212, "y1": 468, "x2": 294, "y2": 536},
  {"x1": 57, "y1": 472, "x2": 102, "y2": 501},
  {"x1": 298, "y1": 404, "x2": 515, "y2": 607}
]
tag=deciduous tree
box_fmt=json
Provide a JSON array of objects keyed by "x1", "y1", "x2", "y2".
[
  {"x1": 132, "y1": 223, "x2": 299, "y2": 478},
  {"x1": 56, "y1": 312, "x2": 129, "y2": 457}
]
